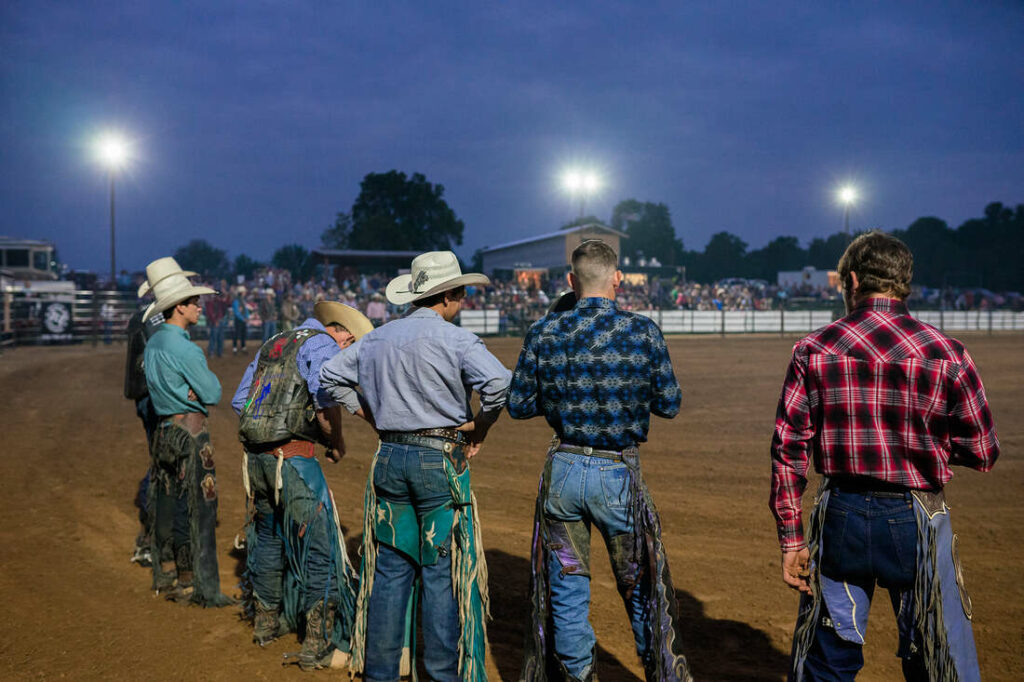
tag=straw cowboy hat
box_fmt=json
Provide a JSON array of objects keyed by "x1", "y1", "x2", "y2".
[
  {"x1": 385, "y1": 250, "x2": 489, "y2": 305},
  {"x1": 314, "y1": 300, "x2": 374, "y2": 340},
  {"x1": 139, "y1": 257, "x2": 217, "y2": 321}
]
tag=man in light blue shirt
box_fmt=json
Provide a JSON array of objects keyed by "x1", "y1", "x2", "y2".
[
  {"x1": 140, "y1": 256, "x2": 233, "y2": 607},
  {"x1": 231, "y1": 301, "x2": 373, "y2": 671},
  {"x1": 320, "y1": 251, "x2": 510, "y2": 682}
]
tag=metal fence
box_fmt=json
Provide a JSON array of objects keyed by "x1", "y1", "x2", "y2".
[
  {"x1": 0, "y1": 290, "x2": 263, "y2": 347},
  {"x1": 3, "y1": 289, "x2": 1022, "y2": 348}
]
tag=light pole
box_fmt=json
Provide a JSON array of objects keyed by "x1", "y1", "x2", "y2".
[
  {"x1": 838, "y1": 185, "x2": 857, "y2": 237},
  {"x1": 95, "y1": 133, "x2": 130, "y2": 286},
  {"x1": 562, "y1": 169, "x2": 601, "y2": 219}
]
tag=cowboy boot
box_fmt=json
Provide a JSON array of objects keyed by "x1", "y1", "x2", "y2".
[
  {"x1": 164, "y1": 570, "x2": 195, "y2": 603},
  {"x1": 253, "y1": 601, "x2": 289, "y2": 646},
  {"x1": 284, "y1": 600, "x2": 338, "y2": 671}
]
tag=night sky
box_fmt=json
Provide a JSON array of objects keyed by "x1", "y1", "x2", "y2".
[{"x1": 2, "y1": 1, "x2": 1022, "y2": 275}]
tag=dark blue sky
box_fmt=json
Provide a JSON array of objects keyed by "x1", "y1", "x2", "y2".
[{"x1": 2, "y1": 1, "x2": 1022, "y2": 274}]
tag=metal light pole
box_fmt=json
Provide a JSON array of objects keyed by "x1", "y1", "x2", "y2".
[
  {"x1": 838, "y1": 185, "x2": 857, "y2": 237},
  {"x1": 95, "y1": 133, "x2": 129, "y2": 287},
  {"x1": 109, "y1": 172, "x2": 116, "y2": 285},
  {"x1": 562, "y1": 169, "x2": 601, "y2": 220}
]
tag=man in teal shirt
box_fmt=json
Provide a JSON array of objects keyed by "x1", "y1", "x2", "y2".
[{"x1": 140, "y1": 256, "x2": 233, "y2": 607}]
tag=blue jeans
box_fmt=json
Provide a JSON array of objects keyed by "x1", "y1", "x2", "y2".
[
  {"x1": 364, "y1": 443, "x2": 460, "y2": 682},
  {"x1": 544, "y1": 451, "x2": 648, "y2": 679},
  {"x1": 262, "y1": 320, "x2": 277, "y2": 342},
  {"x1": 247, "y1": 452, "x2": 334, "y2": 611},
  {"x1": 207, "y1": 320, "x2": 224, "y2": 357},
  {"x1": 804, "y1": 489, "x2": 926, "y2": 682}
]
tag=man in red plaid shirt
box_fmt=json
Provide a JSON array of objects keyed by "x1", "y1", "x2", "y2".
[{"x1": 770, "y1": 232, "x2": 998, "y2": 681}]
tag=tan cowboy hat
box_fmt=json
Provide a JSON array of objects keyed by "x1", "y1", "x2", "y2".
[
  {"x1": 137, "y1": 256, "x2": 198, "y2": 298},
  {"x1": 314, "y1": 300, "x2": 374, "y2": 340},
  {"x1": 139, "y1": 257, "x2": 217, "y2": 321},
  {"x1": 385, "y1": 250, "x2": 489, "y2": 305}
]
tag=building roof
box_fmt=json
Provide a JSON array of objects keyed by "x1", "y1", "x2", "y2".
[{"x1": 479, "y1": 223, "x2": 627, "y2": 254}]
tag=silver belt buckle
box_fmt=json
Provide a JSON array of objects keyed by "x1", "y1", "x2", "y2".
[{"x1": 582, "y1": 446, "x2": 593, "y2": 455}]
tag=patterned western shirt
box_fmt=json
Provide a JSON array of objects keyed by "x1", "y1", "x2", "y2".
[
  {"x1": 770, "y1": 297, "x2": 999, "y2": 551},
  {"x1": 508, "y1": 296, "x2": 681, "y2": 449}
]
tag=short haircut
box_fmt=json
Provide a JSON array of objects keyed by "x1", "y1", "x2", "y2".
[
  {"x1": 414, "y1": 285, "x2": 465, "y2": 308},
  {"x1": 325, "y1": 322, "x2": 350, "y2": 334},
  {"x1": 571, "y1": 239, "x2": 618, "y2": 291},
  {"x1": 837, "y1": 231, "x2": 913, "y2": 299}
]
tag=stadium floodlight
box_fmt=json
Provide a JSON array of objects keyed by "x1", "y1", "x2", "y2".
[
  {"x1": 96, "y1": 133, "x2": 130, "y2": 170},
  {"x1": 93, "y1": 131, "x2": 134, "y2": 286},
  {"x1": 837, "y1": 185, "x2": 858, "y2": 235},
  {"x1": 562, "y1": 168, "x2": 602, "y2": 218}
]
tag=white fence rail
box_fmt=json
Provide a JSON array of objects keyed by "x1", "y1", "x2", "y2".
[{"x1": 459, "y1": 308, "x2": 1024, "y2": 335}]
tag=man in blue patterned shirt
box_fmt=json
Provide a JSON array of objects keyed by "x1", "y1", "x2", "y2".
[{"x1": 509, "y1": 239, "x2": 692, "y2": 682}]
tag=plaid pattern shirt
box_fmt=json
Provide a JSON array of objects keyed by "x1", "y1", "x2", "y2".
[
  {"x1": 770, "y1": 297, "x2": 999, "y2": 551},
  {"x1": 508, "y1": 296, "x2": 681, "y2": 449}
]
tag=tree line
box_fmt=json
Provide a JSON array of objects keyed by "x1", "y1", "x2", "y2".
[
  {"x1": 172, "y1": 168, "x2": 1022, "y2": 292},
  {"x1": 604, "y1": 199, "x2": 1023, "y2": 290}
]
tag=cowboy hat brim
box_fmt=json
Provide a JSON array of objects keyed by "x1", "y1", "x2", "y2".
[
  {"x1": 314, "y1": 301, "x2": 374, "y2": 340},
  {"x1": 385, "y1": 273, "x2": 490, "y2": 305},
  {"x1": 142, "y1": 284, "x2": 216, "y2": 322},
  {"x1": 137, "y1": 269, "x2": 199, "y2": 298}
]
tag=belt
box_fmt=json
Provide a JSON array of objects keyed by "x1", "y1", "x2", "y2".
[
  {"x1": 555, "y1": 441, "x2": 637, "y2": 462},
  {"x1": 828, "y1": 476, "x2": 918, "y2": 498},
  {"x1": 378, "y1": 429, "x2": 467, "y2": 453},
  {"x1": 251, "y1": 440, "x2": 316, "y2": 459},
  {"x1": 164, "y1": 412, "x2": 207, "y2": 433}
]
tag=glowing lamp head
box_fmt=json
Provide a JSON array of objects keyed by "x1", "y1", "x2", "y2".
[
  {"x1": 562, "y1": 170, "x2": 583, "y2": 193},
  {"x1": 838, "y1": 186, "x2": 857, "y2": 205},
  {"x1": 562, "y1": 168, "x2": 600, "y2": 194},
  {"x1": 96, "y1": 133, "x2": 130, "y2": 169}
]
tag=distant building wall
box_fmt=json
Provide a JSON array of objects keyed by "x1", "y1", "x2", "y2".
[{"x1": 481, "y1": 235, "x2": 567, "y2": 275}]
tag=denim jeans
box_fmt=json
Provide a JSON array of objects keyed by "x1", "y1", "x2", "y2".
[
  {"x1": 207, "y1": 320, "x2": 224, "y2": 357},
  {"x1": 543, "y1": 451, "x2": 648, "y2": 679},
  {"x1": 364, "y1": 443, "x2": 460, "y2": 682},
  {"x1": 805, "y1": 488, "x2": 926, "y2": 682},
  {"x1": 233, "y1": 318, "x2": 247, "y2": 351},
  {"x1": 247, "y1": 452, "x2": 334, "y2": 612},
  {"x1": 262, "y1": 320, "x2": 277, "y2": 342}
]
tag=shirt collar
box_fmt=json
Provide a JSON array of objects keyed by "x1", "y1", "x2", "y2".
[
  {"x1": 161, "y1": 322, "x2": 191, "y2": 339},
  {"x1": 576, "y1": 296, "x2": 618, "y2": 311},
  {"x1": 299, "y1": 317, "x2": 325, "y2": 332},
  {"x1": 852, "y1": 297, "x2": 908, "y2": 316},
  {"x1": 406, "y1": 306, "x2": 444, "y2": 321}
]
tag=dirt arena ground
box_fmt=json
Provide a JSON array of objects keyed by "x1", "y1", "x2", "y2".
[{"x1": 1, "y1": 333, "x2": 1020, "y2": 681}]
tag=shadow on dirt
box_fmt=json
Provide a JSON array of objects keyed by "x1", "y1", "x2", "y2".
[{"x1": 485, "y1": 548, "x2": 791, "y2": 682}]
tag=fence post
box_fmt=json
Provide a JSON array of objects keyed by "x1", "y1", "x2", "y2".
[
  {"x1": 720, "y1": 309, "x2": 725, "y2": 338},
  {"x1": 780, "y1": 307, "x2": 785, "y2": 336},
  {"x1": 989, "y1": 310, "x2": 993, "y2": 335},
  {"x1": 91, "y1": 290, "x2": 99, "y2": 347}
]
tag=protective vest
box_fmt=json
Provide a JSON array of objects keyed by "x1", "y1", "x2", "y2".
[{"x1": 238, "y1": 328, "x2": 329, "y2": 448}]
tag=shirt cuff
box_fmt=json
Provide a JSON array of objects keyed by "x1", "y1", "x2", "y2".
[{"x1": 779, "y1": 530, "x2": 806, "y2": 553}]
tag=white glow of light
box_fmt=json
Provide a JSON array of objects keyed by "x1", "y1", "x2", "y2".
[
  {"x1": 563, "y1": 168, "x2": 601, "y2": 194},
  {"x1": 838, "y1": 185, "x2": 857, "y2": 205},
  {"x1": 95, "y1": 133, "x2": 130, "y2": 169}
]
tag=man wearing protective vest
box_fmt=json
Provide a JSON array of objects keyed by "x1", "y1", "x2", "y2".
[
  {"x1": 319, "y1": 251, "x2": 511, "y2": 682},
  {"x1": 141, "y1": 257, "x2": 234, "y2": 607},
  {"x1": 233, "y1": 300, "x2": 374, "y2": 671}
]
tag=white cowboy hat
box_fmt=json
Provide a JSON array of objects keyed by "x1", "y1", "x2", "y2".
[
  {"x1": 314, "y1": 300, "x2": 374, "y2": 340},
  {"x1": 139, "y1": 257, "x2": 217, "y2": 321},
  {"x1": 385, "y1": 251, "x2": 489, "y2": 305},
  {"x1": 137, "y1": 256, "x2": 198, "y2": 298}
]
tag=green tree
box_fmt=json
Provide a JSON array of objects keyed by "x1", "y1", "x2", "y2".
[
  {"x1": 610, "y1": 199, "x2": 683, "y2": 265},
  {"x1": 746, "y1": 236, "x2": 807, "y2": 281},
  {"x1": 701, "y1": 231, "x2": 749, "y2": 281},
  {"x1": 272, "y1": 244, "x2": 314, "y2": 281},
  {"x1": 174, "y1": 239, "x2": 230, "y2": 280},
  {"x1": 321, "y1": 212, "x2": 352, "y2": 249},
  {"x1": 348, "y1": 171, "x2": 465, "y2": 250},
  {"x1": 806, "y1": 233, "x2": 851, "y2": 270},
  {"x1": 233, "y1": 254, "x2": 263, "y2": 280},
  {"x1": 891, "y1": 217, "x2": 954, "y2": 288}
]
